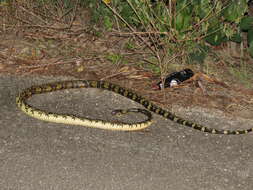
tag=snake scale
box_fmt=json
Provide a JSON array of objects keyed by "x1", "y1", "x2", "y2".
[{"x1": 16, "y1": 80, "x2": 253, "y2": 135}]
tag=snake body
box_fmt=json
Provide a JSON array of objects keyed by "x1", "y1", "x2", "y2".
[{"x1": 16, "y1": 80, "x2": 253, "y2": 135}]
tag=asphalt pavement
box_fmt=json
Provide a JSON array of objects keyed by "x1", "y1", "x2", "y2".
[{"x1": 0, "y1": 74, "x2": 252, "y2": 190}]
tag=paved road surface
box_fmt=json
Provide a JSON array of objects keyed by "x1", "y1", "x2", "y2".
[{"x1": 0, "y1": 75, "x2": 252, "y2": 190}]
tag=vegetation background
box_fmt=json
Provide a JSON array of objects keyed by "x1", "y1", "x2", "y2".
[{"x1": 0, "y1": 0, "x2": 253, "y2": 118}]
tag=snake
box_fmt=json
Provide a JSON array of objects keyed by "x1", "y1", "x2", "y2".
[{"x1": 16, "y1": 80, "x2": 253, "y2": 135}]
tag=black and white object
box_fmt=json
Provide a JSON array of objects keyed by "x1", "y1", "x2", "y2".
[{"x1": 154, "y1": 68, "x2": 194, "y2": 90}]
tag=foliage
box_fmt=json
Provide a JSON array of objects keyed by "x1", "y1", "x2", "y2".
[
  {"x1": 96, "y1": 0, "x2": 250, "y2": 74},
  {"x1": 240, "y1": 15, "x2": 253, "y2": 57},
  {"x1": 2, "y1": 0, "x2": 251, "y2": 75}
]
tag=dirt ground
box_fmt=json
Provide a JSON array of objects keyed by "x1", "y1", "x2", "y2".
[{"x1": 1, "y1": 22, "x2": 253, "y2": 120}]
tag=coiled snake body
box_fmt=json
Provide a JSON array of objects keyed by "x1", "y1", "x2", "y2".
[{"x1": 16, "y1": 80, "x2": 253, "y2": 135}]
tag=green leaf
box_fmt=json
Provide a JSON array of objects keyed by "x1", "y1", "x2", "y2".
[
  {"x1": 175, "y1": 0, "x2": 192, "y2": 31},
  {"x1": 230, "y1": 33, "x2": 242, "y2": 43},
  {"x1": 205, "y1": 31, "x2": 227, "y2": 46},
  {"x1": 240, "y1": 16, "x2": 253, "y2": 31},
  {"x1": 249, "y1": 41, "x2": 253, "y2": 58},
  {"x1": 175, "y1": 11, "x2": 191, "y2": 32},
  {"x1": 223, "y1": 0, "x2": 248, "y2": 23},
  {"x1": 176, "y1": 0, "x2": 188, "y2": 9},
  {"x1": 247, "y1": 28, "x2": 253, "y2": 57},
  {"x1": 193, "y1": 0, "x2": 212, "y2": 19},
  {"x1": 104, "y1": 16, "x2": 113, "y2": 30},
  {"x1": 247, "y1": 28, "x2": 253, "y2": 45}
]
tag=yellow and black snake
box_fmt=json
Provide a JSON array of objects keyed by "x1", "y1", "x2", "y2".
[{"x1": 16, "y1": 80, "x2": 253, "y2": 135}]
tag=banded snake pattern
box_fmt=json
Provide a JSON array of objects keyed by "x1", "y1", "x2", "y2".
[{"x1": 16, "y1": 80, "x2": 253, "y2": 135}]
